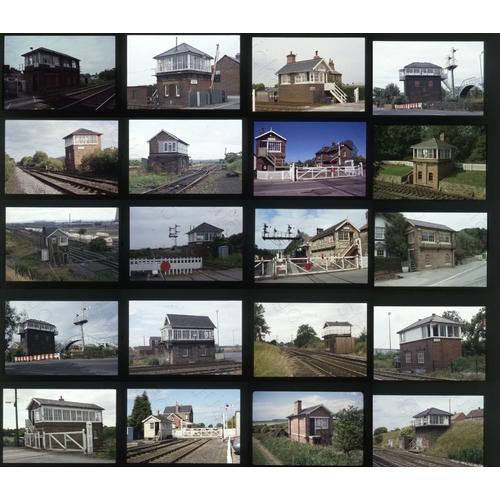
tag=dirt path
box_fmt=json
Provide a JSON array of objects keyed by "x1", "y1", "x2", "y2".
[
  {"x1": 184, "y1": 169, "x2": 241, "y2": 194},
  {"x1": 252, "y1": 437, "x2": 283, "y2": 465}
]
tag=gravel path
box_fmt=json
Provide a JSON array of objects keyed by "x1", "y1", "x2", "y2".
[
  {"x1": 184, "y1": 170, "x2": 242, "y2": 194},
  {"x1": 176, "y1": 439, "x2": 236, "y2": 464},
  {"x1": 6, "y1": 166, "x2": 63, "y2": 194}
]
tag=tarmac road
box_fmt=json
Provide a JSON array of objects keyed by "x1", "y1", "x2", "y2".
[
  {"x1": 4, "y1": 357, "x2": 118, "y2": 376},
  {"x1": 3, "y1": 447, "x2": 115, "y2": 464}
]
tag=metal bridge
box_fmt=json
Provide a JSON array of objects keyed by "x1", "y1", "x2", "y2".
[
  {"x1": 56, "y1": 335, "x2": 118, "y2": 352},
  {"x1": 445, "y1": 77, "x2": 484, "y2": 100}
]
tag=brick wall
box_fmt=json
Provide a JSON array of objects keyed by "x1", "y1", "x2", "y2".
[
  {"x1": 215, "y1": 56, "x2": 240, "y2": 95},
  {"x1": 400, "y1": 337, "x2": 462, "y2": 372},
  {"x1": 279, "y1": 83, "x2": 326, "y2": 104}
]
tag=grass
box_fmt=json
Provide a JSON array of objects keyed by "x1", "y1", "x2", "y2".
[
  {"x1": 204, "y1": 252, "x2": 243, "y2": 269},
  {"x1": 252, "y1": 438, "x2": 272, "y2": 465},
  {"x1": 129, "y1": 167, "x2": 180, "y2": 193},
  {"x1": 253, "y1": 433, "x2": 362, "y2": 466},
  {"x1": 378, "y1": 164, "x2": 413, "y2": 176},
  {"x1": 254, "y1": 342, "x2": 293, "y2": 377},
  {"x1": 441, "y1": 169, "x2": 486, "y2": 187}
]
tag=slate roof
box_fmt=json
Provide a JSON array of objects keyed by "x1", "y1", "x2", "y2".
[
  {"x1": 466, "y1": 408, "x2": 484, "y2": 419},
  {"x1": 276, "y1": 57, "x2": 329, "y2": 75},
  {"x1": 163, "y1": 404, "x2": 193, "y2": 414},
  {"x1": 255, "y1": 128, "x2": 287, "y2": 142},
  {"x1": 413, "y1": 407, "x2": 452, "y2": 418},
  {"x1": 411, "y1": 137, "x2": 457, "y2": 149},
  {"x1": 315, "y1": 142, "x2": 352, "y2": 155},
  {"x1": 142, "y1": 414, "x2": 172, "y2": 423},
  {"x1": 397, "y1": 313, "x2": 462, "y2": 335},
  {"x1": 154, "y1": 43, "x2": 213, "y2": 60},
  {"x1": 404, "y1": 62, "x2": 442, "y2": 69},
  {"x1": 405, "y1": 218, "x2": 455, "y2": 233},
  {"x1": 147, "y1": 129, "x2": 189, "y2": 146},
  {"x1": 323, "y1": 321, "x2": 352, "y2": 327},
  {"x1": 63, "y1": 128, "x2": 102, "y2": 139},
  {"x1": 27, "y1": 398, "x2": 104, "y2": 411},
  {"x1": 21, "y1": 47, "x2": 80, "y2": 61},
  {"x1": 309, "y1": 219, "x2": 359, "y2": 242},
  {"x1": 186, "y1": 222, "x2": 224, "y2": 234},
  {"x1": 163, "y1": 314, "x2": 216, "y2": 330},
  {"x1": 287, "y1": 404, "x2": 333, "y2": 419}
]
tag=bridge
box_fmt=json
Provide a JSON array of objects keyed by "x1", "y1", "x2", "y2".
[
  {"x1": 445, "y1": 77, "x2": 484, "y2": 100},
  {"x1": 56, "y1": 335, "x2": 118, "y2": 352}
]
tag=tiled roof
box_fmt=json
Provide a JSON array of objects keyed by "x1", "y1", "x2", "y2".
[
  {"x1": 154, "y1": 43, "x2": 212, "y2": 60},
  {"x1": 186, "y1": 222, "x2": 223, "y2": 234},
  {"x1": 164, "y1": 314, "x2": 216, "y2": 329},
  {"x1": 28, "y1": 398, "x2": 104, "y2": 411},
  {"x1": 397, "y1": 313, "x2": 462, "y2": 334},
  {"x1": 405, "y1": 219, "x2": 455, "y2": 232},
  {"x1": 413, "y1": 407, "x2": 452, "y2": 418}
]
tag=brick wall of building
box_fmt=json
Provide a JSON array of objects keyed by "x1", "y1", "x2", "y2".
[
  {"x1": 215, "y1": 56, "x2": 240, "y2": 95},
  {"x1": 279, "y1": 83, "x2": 326, "y2": 104},
  {"x1": 156, "y1": 73, "x2": 212, "y2": 108},
  {"x1": 400, "y1": 337, "x2": 462, "y2": 372},
  {"x1": 404, "y1": 76, "x2": 442, "y2": 103}
]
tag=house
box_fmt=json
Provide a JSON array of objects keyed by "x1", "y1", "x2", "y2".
[
  {"x1": 254, "y1": 127, "x2": 287, "y2": 172},
  {"x1": 159, "y1": 313, "x2": 216, "y2": 365},
  {"x1": 127, "y1": 85, "x2": 156, "y2": 107},
  {"x1": 399, "y1": 62, "x2": 446, "y2": 104},
  {"x1": 314, "y1": 141, "x2": 353, "y2": 167},
  {"x1": 152, "y1": 42, "x2": 228, "y2": 108},
  {"x1": 287, "y1": 400, "x2": 333, "y2": 445},
  {"x1": 39, "y1": 226, "x2": 69, "y2": 265},
  {"x1": 411, "y1": 407, "x2": 452, "y2": 450},
  {"x1": 134, "y1": 336, "x2": 163, "y2": 356},
  {"x1": 308, "y1": 219, "x2": 361, "y2": 259},
  {"x1": 63, "y1": 128, "x2": 102, "y2": 171},
  {"x1": 405, "y1": 218, "x2": 456, "y2": 270},
  {"x1": 451, "y1": 412, "x2": 466, "y2": 422},
  {"x1": 216, "y1": 53, "x2": 240, "y2": 95},
  {"x1": 25, "y1": 396, "x2": 105, "y2": 451},
  {"x1": 142, "y1": 412, "x2": 173, "y2": 440},
  {"x1": 466, "y1": 408, "x2": 484, "y2": 421},
  {"x1": 276, "y1": 51, "x2": 343, "y2": 104},
  {"x1": 163, "y1": 403, "x2": 194, "y2": 429},
  {"x1": 272, "y1": 428, "x2": 289, "y2": 438},
  {"x1": 185, "y1": 222, "x2": 224, "y2": 257},
  {"x1": 21, "y1": 47, "x2": 80, "y2": 93},
  {"x1": 397, "y1": 313, "x2": 462, "y2": 373},
  {"x1": 17, "y1": 318, "x2": 58, "y2": 356},
  {"x1": 374, "y1": 213, "x2": 392, "y2": 257},
  {"x1": 146, "y1": 129, "x2": 189, "y2": 174},
  {"x1": 322, "y1": 321, "x2": 354, "y2": 354},
  {"x1": 411, "y1": 133, "x2": 457, "y2": 189}
]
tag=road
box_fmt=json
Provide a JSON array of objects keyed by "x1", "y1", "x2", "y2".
[
  {"x1": 3, "y1": 447, "x2": 115, "y2": 464},
  {"x1": 5, "y1": 357, "x2": 118, "y2": 376},
  {"x1": 256, "y1": 268, "x2": 368, "y2": 284},
  {"x1": 375, "y1": 260, "x2": 487, "y2": 287},
  {"x1": 373, "y1": 105, "x2": 483, "y2": 116}
]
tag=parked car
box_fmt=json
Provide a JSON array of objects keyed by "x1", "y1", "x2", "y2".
[{"x1": 231, "y1": 437, "x2": 240, "y2": 455}]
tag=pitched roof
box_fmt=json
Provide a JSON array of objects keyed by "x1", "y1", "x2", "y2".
[
  {"x1": 413, "y1": 407, "x2": 452, "y2": 418},
  {"x1": 154, "y1": 42, "x2": 213, "y2": 60},
  {"x1": 21, "y1": 47, "x2": 80, "y2": 61},
  {"x1": 287, "y1": 404, "x2": 333, "y2": 419},
  {"x1": 163, "y1": 314, "x2": 216, "y2": 329},
  {"x1": 309, "y1": 219, "x2": 360, "y2": 242},
  {"x1": 466, "y1": 408, "x2": 484, "y2": 419},
  {"x1": 163, "y1": 404, "x2": 193, "y2": 414},
  {"x1": 186, "y1": 222, "x2": 224, "y2": 234},
  {"x1": 404, "y1": 62, "x2": 442, "y2": 69},
  {"x1": 405, "y1": 218, "x2": 456, "y2": 233},
  {"x1": 27, "y1": 397, "x2": 104, "y2": 411},
  {"x1": 63, "y1": 128, "x2": 102, "y2": 139},
  {"x1": 255, "y1": 128, "x2": 287, "y2": 142},
  {"x1": 397, "y1": 313, "x2": 462, "y2": 335},
  {"x1": 411, "y1": 137, "x2": 457, "y2": 149},
  {"x1": 276, "y1": 57, "x2": 330, "y2": 75},
  {"x1": 147, "y1": 129, "x2": 189, "y2": 145},
  {"x1": 323, "y1": 321, "x2": 353, "y2": 327},
  {"x1": 142, "y1": 414, "x2": 172, "y2": 423}
]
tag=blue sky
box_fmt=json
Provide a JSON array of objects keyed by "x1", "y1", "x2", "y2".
[
  {"x1": 127, "y1": 389, "x2": 240, "y2": 427},
  {"x1": 253, "y1": 391, "x2": 363, "y2": 422},
  {"x1": 255, "y1": 121, "x2": 366, "y2": 163}
]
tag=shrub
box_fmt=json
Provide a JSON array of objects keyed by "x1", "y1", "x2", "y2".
[
  {"x1": 447, "y1": 446, "x2": 483, "y2": 464},
  {"x1": 374, "y1": 256, "x2": 402, "y2": 273}
]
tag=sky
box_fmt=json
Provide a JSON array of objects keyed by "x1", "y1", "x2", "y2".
[
  {"x1": 255, "y1": 208, "x2": 367, "y2": 251},
  {"x1": 127, "y1": 35, "x2": 241, "y2": 87},
  {"x1": 129, "y1": 120, "x2": 242, "y2": 162},
  {"x1": 3, "y1": 388, "x2": 116, "y2": 430},
  {"x1": 400, "y1": 212, "x2": 487, "y2": 231},
  {"x1": 254, "y1": 121, "x2": 366, "y2": 162},
  {"x1": 253, "y1": 391, "x2": 363, "y2": 422},
  {"x1": 130, "y1": 206, "x2": 242, "y2": 250},
  {"x1": 4, "y1": 35, "x2": 115, "y2": 75},
  {"x1": 129, "y1": 300, "x2": 242, "y2": 347},
  {"x1": 6, "y1": 206, "x2": 118, "y2": 225},
  {"x1": 7, "y1": 300, "x2": 118, "y2": 347},
  {"x1": 373, "y1": 305, "x2": 484, "y2": 351},
  {"x1": 373, "y1": 395, "x2": 484, "y2": 432},
  {"x1": 373, "y1": 40, "x2": 485, "y2": 91},
  {"x1": 252, "y1": 37, "x2": 365, "y2": 87},
  {"x1": 5, "y1": 120, "x2": 119, "y2": 162},
  {"x1": 127, "y1": 388, "x2": 240, "y2": 427},
  {"x1": 257, "y1": 302, "x2": 366, "y2": 344}
]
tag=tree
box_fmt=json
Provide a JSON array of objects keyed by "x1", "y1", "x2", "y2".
[
  {"x1": 333, "y1": 406, "x2": 363, "y2": 456},
  {"x1": 461, "y1": 307, "x2": 486, "y2": 356},
  {"x1": 80, "y1": 147, "x2": 119, "y2": 176},
  {"x1": 373, "y1": 426, "x2": 388, "y2": 445},
  {"x1": 252, "y1": 83, "x2": 265, "y2": 92},
  {"x1": 254, "y1": 303, "x2": 271, "y2": 341},
  {"x1": 98, "y1": 68, "x2": 116, "y2": 80},
  {"x1": 381, "y1": 212, "x2": 408, "y2": 261},
  {"x1": 5, "y1": 302, "x2": 26, "y2": 346},
  {"x1": 88, "y1": 237, "x2": 108, "y2": 253},
  {"x1": 383, "y1": 83, "x2": 401, "y2": 103},
  {"x1": 128, "y1": 391, "x2": 152, "y2": 439},
  {"x1": 294, "y1": 324, "x2": 318, "y2": 348},
  {"x1": 31, "y1": 150, "x2": 49, "y2": 168},
  {"x1": 455, "y1": 230, "x2": 483, "y2": 262}
]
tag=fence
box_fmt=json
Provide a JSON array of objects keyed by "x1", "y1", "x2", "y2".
[
  {"x1": 15, "y1": 353, "x2": 60, "y2": 362},
  {"x1": 456, "y1": 162, "x2": 486, "y2": 172},
  {"x1": 24, "y1": 422, "x2": 94, "y2": 453},
  {"x1": 129, "y1": 257, "x2": 202, "y2": 276}
]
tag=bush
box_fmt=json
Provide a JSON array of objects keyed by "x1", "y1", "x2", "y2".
[
  {"x1": 447, "y1": 446, "x2": 483, "y2": 464},
  {"x1": 374, "y1": 256, "x2": 402, "y2": 273}
]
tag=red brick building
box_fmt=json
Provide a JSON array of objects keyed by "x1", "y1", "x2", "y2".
[
  {"x1": 397, "y1": 313, "x2": 463, "y2": 373},
  {"x1": 287, "y1": 400, "x2": 333, "y2": 445},
  {"x1": 147, "y1": 129, "x2": 189, "y2": 174},
  {"x1": 185, "y1": 222, "x2": 224, "y2": 257},
  {"x1": 315, "y1": 141, "x2": 354, "y2": 167},
  {"x1": 163, "y1": 403, "x2": 194, "y2": 429},
  {"x1": 216, "y1": 54, "x2": 240, "y2": 95},
  {"x1": 254, "y1": 128, "x2": 287, "y2": 172},
  {"x1": 64, "y1": 128, "x2": 102, "y2": 171}
]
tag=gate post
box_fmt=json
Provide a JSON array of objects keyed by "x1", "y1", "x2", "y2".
[{"x1": 85, "y1": 422, "x2": 93, "y2": 454}]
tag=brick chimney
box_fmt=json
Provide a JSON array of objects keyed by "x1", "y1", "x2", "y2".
[
  {"x1": 329, "y1": 58, "x2": 335, "y2": 71},
  {"x1": 316, "y1": 228, "x2": 324, "y2": 235},
  {"x1": 294, "y1": 400, "x2": 302, "y2": 415},
  {"x1": 440, "y1": 132, "x2": 445, "y2": 141},
  {"x1": 175, "y1": 402, "x2": 180, "y2": 413},
  {"x1": 313, "y1": 50, "x2": 320, "y2": 60},
  {"x1": 287, "y1": 51, "x2": 296, "y2": 64}
]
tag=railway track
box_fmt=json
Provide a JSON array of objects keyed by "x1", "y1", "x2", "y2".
[
  {"x1": 284, "y1": 347, "x2": 367, "y2": 377},
  {"x1": 373, "y1": 447, "x2": 471, "y2": 467},
  {"x1": 141, "y1": 165, "x2": 221, "y2": 194},
  {"x1": 130, "y1": 359, "x2": 242, "y2": 375},
  {"x1": 43, "y1": 82, "x2": 116, "y2": 110},
  {"x1": 68, "y1": 247, "x2": 119, "y2": 272},
  {"x1": 373, "y1": 180, "x2": 473, "y2": 200},
  {"x1": 127, "y1": 438, "x2": 210, "y2": 464},
  {"x1": 374, "y1": 369, "x2": 453, "y2": 381},
  {"x1": 19, "y1": 167, "x2": 118, "y2": 195}
]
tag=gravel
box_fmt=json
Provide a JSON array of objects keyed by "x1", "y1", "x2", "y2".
[{"x1": 6, "y1": 166, "x2": 64, "y2": 195}]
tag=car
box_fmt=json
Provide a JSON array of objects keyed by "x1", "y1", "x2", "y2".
[{"x1": 231, "y1": 436, "x2": 240, "y2": 455}]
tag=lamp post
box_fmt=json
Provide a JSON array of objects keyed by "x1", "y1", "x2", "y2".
[
  {"x1": 5, "y1": 389, "x2": 19, "y2": 447},
  {"x1": 388, "y1": 312, "x2": 392, "y2": 352},
  {"x1": 215, "y1": 309, "x2": 219, "y2": 353}
]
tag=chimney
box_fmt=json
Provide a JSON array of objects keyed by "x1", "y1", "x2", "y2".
[
  {"x1": 176, "y1": 402, "x2": 180, "y2": 413},
  {"x1": 260, "y1": 127, "x2": 264, "y2": 135},
  {"x1": 329, "y1": 58, "x2": 335, "y2": 70},
  {"x1": 440, "y1": 132, "x2": 445, "y2": 141},
  {"x1": 316, "y1": 228, "x2": 324, "y2": 235},
  {"x1": 313, "y1": 50, "x2": 320, "y2": 60},
  {"x1": 59, "y1": 396, "x2": 64, "y2": 401},
  {"x1": 294, "y1": 400, "x2": 302, "y2": 415},
  {"x1": 286, "y1": 51, "x2": 296, "y2": 64},
  {"x1": 235, "y1": 53, "x2": 240, "y2": 60}
]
